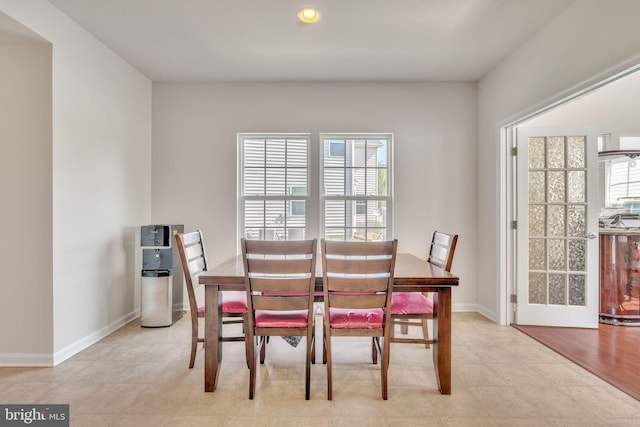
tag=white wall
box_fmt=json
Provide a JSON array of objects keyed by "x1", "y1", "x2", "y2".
[
  {"x1": 524, "y1": 71, "x2": 640, "y2": 134},
  {"x1": 152, "y1": 81, "x2": 478, "y2": 311},
  {"x1": 0, "y1": 1, "x2": 152, "y2": 365},
  {"x1": 0, "y1": 41, "x2": 53, "y2": 361},
  {"x1": 477, "y1": 0, "x2": 640, "y2": 321}
]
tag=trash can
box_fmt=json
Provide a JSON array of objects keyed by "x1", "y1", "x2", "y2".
[{"x1": 141, "y1": 270, "x2": 172, "y2": 327}]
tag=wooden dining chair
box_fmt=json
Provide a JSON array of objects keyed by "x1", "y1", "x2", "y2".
[
  {"x1": 321, "y1": 238, "x2": 398, "y2": 400},
  {"x1": 175, "y1": 230, "x2": 247, "y2": 368},
  {"x1": 389, "y1": 231, "x2": 458, "y2": 348},
  {"x1": 241, "y1": 238, "x2": 318, "y2": 400}
]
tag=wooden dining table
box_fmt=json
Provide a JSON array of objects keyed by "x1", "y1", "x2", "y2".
[{"x1": 198, "y1": 252, "x2": 459, "y2": 394}]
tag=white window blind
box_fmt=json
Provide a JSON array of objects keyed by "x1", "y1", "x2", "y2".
[{"x1": 239, "y1": 134, "x2": 309, "y2": 240}]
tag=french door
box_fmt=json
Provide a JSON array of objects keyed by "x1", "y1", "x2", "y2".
[{"x1": 515, "y1": 128, "x2": 599, "y2": 327}]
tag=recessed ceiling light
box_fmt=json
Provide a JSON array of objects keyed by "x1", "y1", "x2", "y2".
[{"x1": 298, "y1": 7, "x2": 320, "y2": 24}]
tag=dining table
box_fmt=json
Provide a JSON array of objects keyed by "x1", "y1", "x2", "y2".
[{"x1": 198, "y1": 252, "x2": 459, "y2": 394}]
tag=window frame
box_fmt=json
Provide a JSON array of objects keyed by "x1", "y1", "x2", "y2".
[
  {"x1": 237, "y1": 133, "x2": 311, "y2": 242},
  {"x1": 319, "y1": 133, "x2": 394, "y2": 241}
]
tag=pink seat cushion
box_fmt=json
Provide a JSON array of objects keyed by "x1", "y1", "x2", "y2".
[
  {"x1": 391, "y1": 292, "x2": 433, "y2": 315},
  {"x1": 329, "y1": 308, "x2": 384, "y2": 329},
  {"x1": 221, "y1": 291, "x2": 248, "y2": 313},
  {"x1": 197, "y1": 291, "x2": 247, "y2": 314},
  {"x1": 255, "y1": 310, "x2": 310, "y2": 328}
]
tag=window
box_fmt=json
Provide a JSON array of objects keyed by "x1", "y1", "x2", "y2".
[
  {"x1": 603, "y1": 136, "x2": 640, "y2": 210},
  {"x1": 329, "y1": 141, "x2": 345, "y2": 157},
  {"x1": 607, "y1": 159, "x2": 640, "y2": 206},
  {"x1": 320, "y1": 133, "x2": 393, "y2": 241},
  {"x1": 239, "y1": 134, "x2": 309, "y2": 240},
  {"x1": 289, "y1": 186, "x2": 306, "y2": 216}
]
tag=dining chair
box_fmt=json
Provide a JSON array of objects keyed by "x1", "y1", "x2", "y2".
[
  {"x1": 321, "y1": 238, "x2": 398, "y2": 400},
  {"x1": 241, "y1": 238, "x2": 318, "y2": 400},
  {"x1": 389, "y1": 231, "x2": 458, "y2": 348},
  {"x1": 175, "y1": 230, "x2": 247, "y2": 368}
]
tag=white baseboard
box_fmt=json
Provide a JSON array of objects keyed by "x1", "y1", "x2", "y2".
[
  {"x1": 0, "y1": 309, "x2": 140, "y2": 367},
  {"x1": 52, "y1": 309, "x2": 140, "y2": 366},
  {"x1": 475, "y1": 305, "x2": 498, "y2": 323},
  {"x1": 452, "y1": 302, "x2": 478, "y2": 312}
]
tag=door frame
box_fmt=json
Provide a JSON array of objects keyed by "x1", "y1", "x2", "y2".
[{"x1": 497, "y1": 55, "x2": 640, "y2": 326}]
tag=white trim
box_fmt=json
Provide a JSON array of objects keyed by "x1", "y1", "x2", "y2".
[
  {"x1": 497, "y1": 53, "x2": 640, "y2": 326},
  {"x1": 52, "y1": 309, "x2": 140, "y2": 366},
  {"x1": 475, "y1": 305, "x2": 498, "y2": 323},
  {"x1": 498, "y1": 126, "x2": 510, "y2": 326},
  {"x1": 0, "y1": 309, "x2": 140, "y2": 367},
  {"x1": 452, "y1": 303, "x2": 482, "y2": 313}
]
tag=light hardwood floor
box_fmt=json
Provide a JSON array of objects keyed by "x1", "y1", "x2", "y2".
[
  {"x1": 513, "y1": 322, "x2": 640, "y2": 402},
  {"x1": 1, "y1": 312, "x2": 639, "y2": 426}
]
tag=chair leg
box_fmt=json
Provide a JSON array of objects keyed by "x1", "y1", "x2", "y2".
[
  {"x1": 305, "y1": 332, "x2": 313, "y2": 400},
  {"x1": 400, "y1": 319, "x2": 409, "y2": 335},
  {"x1": 189, "y1": 318, "x2": 199, "y2": 369},
  {"x1": 244, "y1": 334, "x2": 251, "y2": 369},
  {"x1": 325, "y1": 325, "x2": 332, "y2": 400},
  {"x1": 241, "y1": 314, "x2": 251, "y2": 369},
  {"x1": 246, "y1": 328, "x2": 256, "y2": 399},
  {"x1": 259, "y1": 336, "x2": 267, "y2": 364},
  {"x1": 381, "y1": 337, "x2": 390, "y2": 400},
  {"x1": 371, "y1": 338, "x2": 378, "y2": 365},
  {"x1": 422, "y1": 319, "x2": 431, "y2": 349},
  {"x1": 189, "y1": 336, "x2": 197, "y2": 369},
  {"x1": 322, "y1": 327, "x2": 327, "y2": 364}
]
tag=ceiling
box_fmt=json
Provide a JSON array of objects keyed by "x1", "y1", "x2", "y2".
[{"x1": 33, "y1": 1, "x2": 574, "y2": 81}]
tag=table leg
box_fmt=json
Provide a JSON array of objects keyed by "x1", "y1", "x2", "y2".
[
  {"x1": 432, "y1": 287, "x2": 451, "y2": 394},
  {"x1": 204, "y1": 285, "x2": 223, "y2": 392}
]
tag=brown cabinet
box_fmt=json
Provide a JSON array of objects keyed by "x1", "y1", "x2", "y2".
[{"x1": 600, "y1": 230, "x2": 640, "y2": 325}]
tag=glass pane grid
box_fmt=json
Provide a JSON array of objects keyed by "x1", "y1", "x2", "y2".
[
  {"x1": 527, "y1": 135, "x2": 587, "y2": 307},
  {"x1": 321, "y1": 134, "x2": 392, "y2": 241}
]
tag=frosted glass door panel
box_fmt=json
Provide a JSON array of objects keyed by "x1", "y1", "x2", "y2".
[{"x1": 516, "y1": 128, "x2": 598, "y2": 328}]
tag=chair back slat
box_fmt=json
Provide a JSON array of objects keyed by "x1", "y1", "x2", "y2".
[
  {"x1": 324, "y1": 257, "x2": 393, "y2": 275},
  {"x1": 244, "y1": 239, "x2": 315, "y2": 255},
  {"x1": 252, "y1": 295, "x2": 311, "y2": 311},
  {"x1": 326, "y1": 276, "x2": 390, "y2": 293},
  {"x1": 246, "y1": 257, "x2": 313, "y2": 275},
  {"x1": 323, "y1": 240, "x2": 395, "y2": 256},
  {"x1": 248, "y1": 277, "x2": 313, "y2": 294},
  {"x1": 329, "y1": 293, "x2": 388, "y2": 309}
]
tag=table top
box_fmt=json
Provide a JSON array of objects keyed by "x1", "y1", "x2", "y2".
[{"x1": 199, "y1": 252, "x2": 459, "y2": 292}]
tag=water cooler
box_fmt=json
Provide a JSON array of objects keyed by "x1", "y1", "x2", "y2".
[{"x1": 140, "y1": 224, "x2": 184, "y2": 327}]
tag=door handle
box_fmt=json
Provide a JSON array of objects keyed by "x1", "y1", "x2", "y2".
[{"x1": 585, "y1": 232, "x2": 598, "y2": 239}]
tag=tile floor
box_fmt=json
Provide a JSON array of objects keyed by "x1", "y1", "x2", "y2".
[{"x1": 1, "y1": 312, "x2": 639, "y2": 426}]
